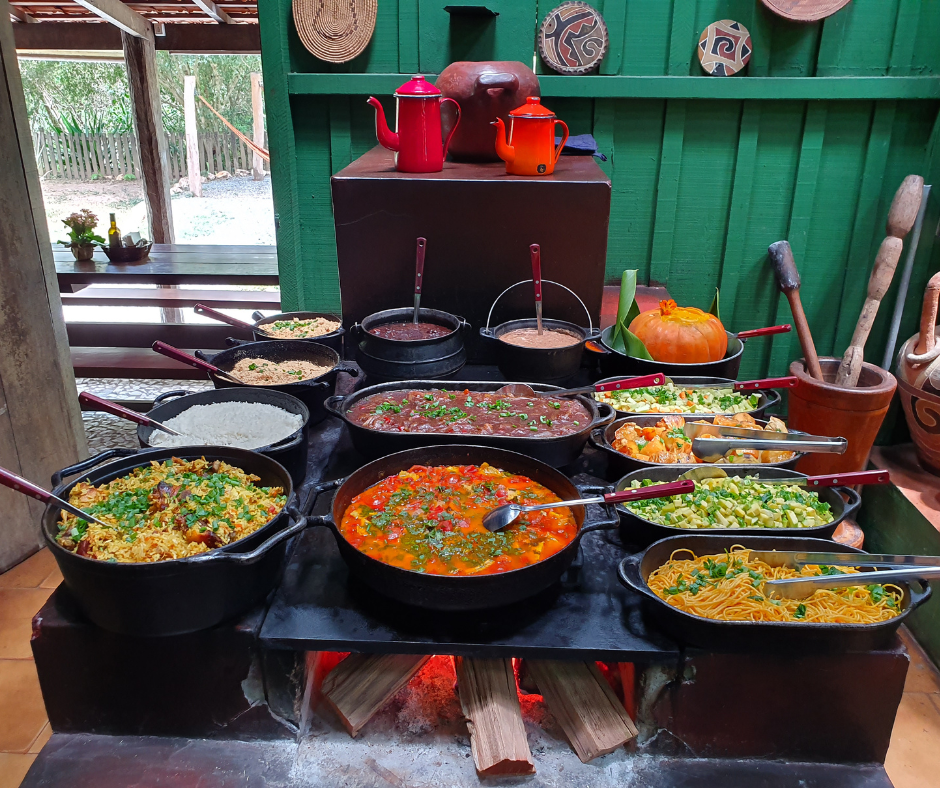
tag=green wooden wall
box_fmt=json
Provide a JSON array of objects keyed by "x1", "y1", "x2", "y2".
[{"x1": 259, "y1": 0, "x2": 940, "y2": 380}]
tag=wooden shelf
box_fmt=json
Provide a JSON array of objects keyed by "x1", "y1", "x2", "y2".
[{"x1": 288, "y1": 74, "x2": 940, "y2": 101}]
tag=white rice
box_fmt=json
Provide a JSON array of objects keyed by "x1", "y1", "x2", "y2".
[{"x1": 148, "y1": 402, "x2": 303, "y2": 450}]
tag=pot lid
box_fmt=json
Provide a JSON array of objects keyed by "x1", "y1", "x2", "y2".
[
  {"x1": 395, "y1": 75, "x2": 441, "y2": 97},
  {"x1": 509, "y1": 96, "x2": 556, "y2": 118}
]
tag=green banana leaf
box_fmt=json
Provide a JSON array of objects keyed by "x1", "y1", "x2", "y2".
[
  {"x1": 609, "y1": 270, "x2": 653, "y2": 359},
  {"x1": 708, "y1": 288, "x2": 721, "y2": 321}
]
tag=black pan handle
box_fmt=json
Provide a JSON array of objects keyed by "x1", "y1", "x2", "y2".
[
  {"x1": 323, "y1": 394, "x2": 347, "y2": 418},
  {"x1": 187, "y1": 513, "x2": 309, "y2": 567},
  {"x1": 837, "y1": 486, "x2": 863, "y2": 521},
  {"x1": 194, "y1": 349, "x2": 215, "y2": 362},
  {"x1": 588, "y1": 427, "x2": 608, "y2": 451},
  {"x1": 350, "y1": 323, "x2": 363, "y2": 342},
  {"x1": 251, "y1": 311, "x2": 266, "y2": 322},
  {"x1": 263, "y1": 429, "x2": 304, "y2": 452},
  {"x1": 584, "y1": 327, "x2": 602, "y2": 343},
  {"x1": 617, "y1": 554, "x2": 657, "y2": 600},
  {"x1": 151, "y1": 389, "x2": 191, "y2": 406},
  {"x1": 225, "y1": 337, "x2": 252, "y2": 347},
  {"x1": 595, "y1": 401, "x2": 616, "y2": 428},
  {"x1": 584, "y1": 339, "x2": 610, "y2": 356},
  {"x1": 574, "y1": 482, "x2": 619, "y2": 535},
  {"x1": 479, "y1": 327, "x2": 497, "y2": 341},
  {"x1": 907, "y1": 579, "x2": 933, "y2": 611},
  {"x1": 456, "y1": 316, "x2": 472, "y2": 334},
  {"x1": 333, "y1": 361, "x2": 360, "y2": 378},
  {"x1": 51, "y1": 447, "x2": 141, "y2": 488}
]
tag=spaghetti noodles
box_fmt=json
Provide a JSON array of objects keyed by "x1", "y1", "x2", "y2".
[{"x1": 646, "y1": 546, "x2": 903, "y2": 624}]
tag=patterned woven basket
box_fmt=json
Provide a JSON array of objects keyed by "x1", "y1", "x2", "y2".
[
  {"x1": 293, "y1": 0, "x2": 377, "y2": 64},
  {"x1": 760, "y1": 0, "x2": 852, "y2": 22}
]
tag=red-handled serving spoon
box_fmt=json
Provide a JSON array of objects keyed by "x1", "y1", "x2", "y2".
[
  {"x1": 151, "y1": 341, "x2": 245, "y2": 385},
  {"x1": 482, "y1": 479, "x2": 695, "y2": 532},
  {"x1": 768, "y1": 470, "x2": 890, "y2": 488},
  {"x1": 413, "y1": 237, "x2": 426, "y2": 325},
  {"x1": 78, "y1": 391, "x2": 182, "y2": 436},
  {"x1": 531, "y1": 243, "x2": 543, "y2": 335},
  {"x1": 0, "y1": 465, "x2": 110, "y2": 527},
  {"x1": 734, "y1": 324, "x2": 792, "y2": 339},
  {"x1": 194, "y1": 303, "x2": 274, "y2": 338},
  {"x1": 672, "y1": 375, "x2": 798, "y2": 392},
  {"x1": 496, "y1": 373, "x2": 667, "y2": 400}
]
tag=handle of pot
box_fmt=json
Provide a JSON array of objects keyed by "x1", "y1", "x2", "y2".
[
  {"x1": 51, "y1": 447, "x2": 141, "y2": 488},
  {"x1": 589, "y1": 427, "x2": 609, "y2": 451},
  {"x1": 350, "y1": 323, "x2": 363, "y2": 342},
  {"x1": 263, "y1": 429, "x2": 305, "y2": 452},
  {"x1": 553, "y1": 119, "x2": 569, "y2": 165},
  {"x1": 837, "y1": 485, "x2": 863, "y2": 522},
  {"x1": 251, "y1": 311, "x2": 267, "y2": 322},
  {"x1": 188, "y1": 513, "x2": 310, "y2": 567},
  {"x1": 474, "y1": 72, "x2": 519, "y2": 93},
  {"x1": 617, "y1": 554, "x2": 657, "y2": 599},
  {"x1": 908, "y1": 578, "x2": 933, "y2": 611},
  {"x1": 323, "y1": 394, "x2": 347, "y2": 419},
  {"x1": 333, "y1": 361, "x2": 360, "y2": 378},
  {"x1": 225, "y1": 337, "x2": 252, "y2": 348},
  {"x1": 584, "y1": 340, "x2": 610, "y2": 356},
  {"x1": 913, "y1": 271, "x2": 940, "y2": 358},
  {"x1": 485, "y1": 280, "x2": 593, "y2": 334},
  {"x1": 574, "y1": 483, "x2": 619, "y2": 535},
  {"x1": 456, "y1": 316, "x2": 472, "y2": 334},
  {"x1": 440, "y1": 98, "x2": 461, "y2": 161},
  {"x1": 595, "y1": 402, "x2": 616, "y2": 428},
  {"x1": 151, "y1": 389, "x2": 191, "y2": 406}
]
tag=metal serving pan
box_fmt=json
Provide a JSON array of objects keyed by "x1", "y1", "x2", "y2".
[
  {"x1": 618, "y1": 534, "x2": 931, "y2": 651},
  {"x1": 592, "y1": 375, "x2": 783, "y2": 419},
  {"x1": 324, "y1": 380, "x2": 616, "y2": 468},
  {"x1": 589, "y1": 414, "x2": 804, "y2": 480}
]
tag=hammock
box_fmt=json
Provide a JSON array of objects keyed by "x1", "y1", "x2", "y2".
[{"x1": 197, "y1": 95, "x2": 270, "y2": 163}]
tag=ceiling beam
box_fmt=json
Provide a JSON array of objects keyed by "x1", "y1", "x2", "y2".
[
  {"x1": 190, "y1": 0, "x2": 232, "y2": 24},
  {"x1": 9, "y1": 5, "x2": 36, "y2": 21},
  {"x1": 71, "y1": 0, "x2": 152, "y2": 40},
  {"x1": 12, "y1": 21, "x2": 261, "y2": 52}
]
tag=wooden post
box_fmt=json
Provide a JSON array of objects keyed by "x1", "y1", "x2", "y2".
[
  {"x1": 251, "y1": 71, "x2": 264, "y2": 180},
  {"x1": 0, "y1": 1, "x2": 86, "y2": 571},
  {"x1": 122, "y1": 29, "x2": 174, "y2": 242},
  {"x1": 184, "y1": 74, "x2": 201, "y2": 197}
]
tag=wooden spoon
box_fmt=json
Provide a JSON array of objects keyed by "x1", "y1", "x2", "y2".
[{"x1": 767, "y1": 240, "x2": 824, "y2": 381}]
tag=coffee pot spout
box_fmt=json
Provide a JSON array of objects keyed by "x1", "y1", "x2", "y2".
[
  {"x1": 491, "y1": 118, "x2": 514, "y2": 164},
  {"x1": 368, "y1": 96, "x2": 400, "y2": 152}
]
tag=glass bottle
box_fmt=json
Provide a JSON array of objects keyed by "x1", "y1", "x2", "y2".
[{"x1": 108, "y1": 213, "x2": 121, "y2": 248}]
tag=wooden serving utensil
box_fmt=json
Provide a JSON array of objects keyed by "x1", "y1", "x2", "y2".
[
  {"x1": 835, "y1": 175, "x2": 925, "y2": 388},
  {"x1": 0, "y1": 465, "x2": 110, "y2": 527},
  {"x1": 194, "y1": 303, "x2": 275, "y2": 338},
  {"x1": 767, "y1": 240, "x2": 824, "y2": 381},
  {"x1": 151, "y1": 341, "x2": 246, "y2": 385},
  {"x1": 413, "y1": 237, "x2": 426, "y2": 325},
  {"x1": 78, "y1": 391, "x2": 182, "y2": 436},
  {"x1": 530, "y1": 243, "x2": 543, "y2": 335}
]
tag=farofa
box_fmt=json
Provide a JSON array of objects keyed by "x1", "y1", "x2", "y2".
[{"x1": 57, "y1": 457, "x2": 285, "y2": 563}]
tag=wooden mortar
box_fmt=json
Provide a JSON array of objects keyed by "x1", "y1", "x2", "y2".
[{"x1": 787, "y1": 357, "x2": 896, "y2": 475}]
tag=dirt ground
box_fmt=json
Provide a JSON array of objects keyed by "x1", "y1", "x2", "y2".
[{"x1": 41, "y1": 174, "x2": 275, "y2": 246}]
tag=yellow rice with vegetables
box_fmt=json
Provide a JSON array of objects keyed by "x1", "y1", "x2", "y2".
[
  {"x1": 622, "y1": 476, "x2": 834, "y2": 530},
  {"x1": 56, "y1": 457, "x2": 286, "y2": 563}
]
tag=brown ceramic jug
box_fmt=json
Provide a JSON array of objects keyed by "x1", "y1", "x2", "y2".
[{"x1": 435, "y1": 61, "x2": 540, "y2": 162}]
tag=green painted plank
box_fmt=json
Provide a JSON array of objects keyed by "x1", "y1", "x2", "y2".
[
  {"x1": 599, "y1": 0, "x2": 626, "y2": 76},
  {"x1": 888, "y1": 0, "x2": 921, "y2": 75},
  {"x1": 767, "y1": 101, "x2": 827, "y2": 374},
  {"x1": 666, "y1": 0, "x2": 697, "y2": 77},
  {"x1": 816, "y1": 0, "x2": 900, "y2": 76},
  {"x1": 398, "y1": 0, "x2": 419, "y2": 74},
  {"x1": 648, "y1": 100, "x2": 685, "y2": 286},
  {"x1": 592, "y1": 98, "x2": 614, "y2": 179},
  {"x1": 287, "y1": 73, "x2": 940, "y2": 100},
  {"x1": 328, "y1": 95, "x2": 352, "y2": 175},
  {"x1": 620, "y1": 0, "x2": 672, "y2": 75},
  {"x1": 832, "y1": 101, "x2": 896, "y2": 352}
]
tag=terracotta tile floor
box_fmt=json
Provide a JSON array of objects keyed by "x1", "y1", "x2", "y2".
[{"x1": 0, "y1": 549, "x2": 939, "y2": 787}]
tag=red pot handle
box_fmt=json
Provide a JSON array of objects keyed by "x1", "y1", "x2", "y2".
[
  {"x1": 605, "y1": 480, "x2": 695, "y2": 504},
  {"x1": 553, "y1": 119, "x2": 569, "y2": 165},
  {"x1": 803, "y1": 470, "x2": 890, "y2": 488},
  {"x1": 736, "y1": 324, "x2": 792, "y2": 339},
  {"x1": 595, "y1": 373, "x2": 667, "y2": 393},
  {"x1": 733, "y1": 376, "x2": 798, "y2": 392},
  {"x1": 441, "y1": 98, "x2": 461, "y2": 162}
]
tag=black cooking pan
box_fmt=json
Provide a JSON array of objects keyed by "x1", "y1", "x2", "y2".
[
  {"x1": 251, "y1": 310, "x2": 345, "y2": 354},
  {"x1": 306, "y1": 444, "x2": 620, "y2": 611},
  {"x1": 618, "y1": 534, "x2": 932, "y2": 651},
  {"x1": 590, "y1": 415, "x2": 804, "y2": 480},
  {"x1": 324, "y1": 379, "x2": 616, "y2": 468},
  {"x1": 195, "y1": 339, "x2": 358, "y2": 422},
  {"x1": 596, "y1": 466, "x2": 857, "y2": 549},
  {"x1": 42, "y1": 446, "x2": 308, "y2": 636}
]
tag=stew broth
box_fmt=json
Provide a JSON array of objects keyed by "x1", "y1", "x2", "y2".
[{"x1": 368, "y1": 322, "x2": 452, "y2": 340}]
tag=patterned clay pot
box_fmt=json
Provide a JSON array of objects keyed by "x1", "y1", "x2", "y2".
[
  {"x1": 897, "y1": 271, "x2": 940, "y2": 475},
  {"x1": 70, "y1": 244, "x2": 95, "y2": 261}
]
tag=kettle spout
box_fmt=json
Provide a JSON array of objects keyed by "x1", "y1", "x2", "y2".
[
  {"x1": 491, "y1": 118, "x2": 514, "y2": 164},
  {"x1": 368, "y1": 97, "x2": 399, "y2": 152}
]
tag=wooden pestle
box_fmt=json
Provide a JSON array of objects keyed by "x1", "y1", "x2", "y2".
[
  {"x1": 767, "y1": 240, "x2": 824, "y2": 381},
  {"x1": 834, "y1": 175, "x2": 924, "y2": 387}
]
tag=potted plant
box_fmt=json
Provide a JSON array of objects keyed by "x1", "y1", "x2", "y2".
[{"x1": 58, "y1": 209, "x2": 105, "y2": 261}]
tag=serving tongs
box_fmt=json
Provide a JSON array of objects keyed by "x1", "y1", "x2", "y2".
[
  {"x1": 78, "y1": 391, "x2": 182, "y2": 436},
  {"x1": 0, "y1": 465, "x2": 110, "y2": 527},
  {"x1": 497, "y1": 372, "x2": 667, "y2": 400},
  {"x1": 684, "y1": 422, "x2": 847, "y2": 461},
  {"x1": 754, "y1": 549, "x2": 940, "y2": 600}
]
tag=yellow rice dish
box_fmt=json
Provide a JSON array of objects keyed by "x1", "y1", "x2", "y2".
[{"x1": 56, "y1": 457, "x2": 286, "y2": 563}]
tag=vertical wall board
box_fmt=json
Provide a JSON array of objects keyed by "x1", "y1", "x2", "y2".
[
  {"x1": 911, "y1": 1, "x2": 940, "y2": 76},
  {"x1": 620, "y1": 0, "x2": 672, "y2": 76},
  {"x1": 887, "y1": 0, "x2": 921, "y2": 76},
  {"x1": 419, "y1": 1, "x2": 536, "y2": 75},
  {"x1": 598, "y1": 0, "x2": 626, "y2": 76},
  {"x1": 398, "y1": 0, "x2": 420, "y2": 73},
  {"x1": 329, "y1": 96, "x2": 353, "y2": 174},
  {"x1": 816, "y1": 0, "x2": 900, "y2": 76},
  {"x1": 648, "y1": 99, "x2": 686, "y2": 286},
  {"x1": 766, "y1": 17, "x2": 822, "y2": 77},
  {"x1": 592, "y1": 99, "x2": 614, "y2": 179}
]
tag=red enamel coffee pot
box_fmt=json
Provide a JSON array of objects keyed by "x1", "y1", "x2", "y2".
[{"x1": 368, "y1": 76, "x2": 461, "y2": 173}]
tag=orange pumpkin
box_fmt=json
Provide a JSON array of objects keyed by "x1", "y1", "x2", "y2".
[{"x1": 629, "y1": 299, "x2": 728, "y2": 363}]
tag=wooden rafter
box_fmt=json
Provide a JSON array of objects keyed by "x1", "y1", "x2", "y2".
[
  {"x1": 190, "y1": 0, "x2": 231, "y2": 24},
  {"x1": 72, "y1": 0, "x2": 152, "y2": 39},
  {"x1": 9, "y1": 4, "x2": 35, "y2": 21}
]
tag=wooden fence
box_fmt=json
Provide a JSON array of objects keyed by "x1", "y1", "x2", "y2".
[{"x1": 32, "y1": 130, "x2": 267, "y2": 182}]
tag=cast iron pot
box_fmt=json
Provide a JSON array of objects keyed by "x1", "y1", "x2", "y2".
[
  {"x1": 251, "y1": 310, "x2": 345, "y2": 354},
  {"x1": 593, "y1": 375, "x2": 783, "y2": 419},
  {"x1": 589, "y1": 415, "x2": 805, "y2": 480},
  {"x1": 593, "y1": 325, "x2": 746, "y2": 380},
  {"x1": 324, "y1": 379, "x2": 615, "y2": 468},
  {"x1": 306, "y1": 444, "x2": 620, "y2": 611},
  {"x1": 43, "y1": 446, "x2": 309, "y2": 637},
  {"x1": 603, "y1": 465, "x2": 858, "y2": 549},
  {"x1": 195, "y1": 339, "x2": 358, "y2": 422},
  {"x1": 137, "y1": 387, "x2": 311, "y2": 487},
  {"x1": 480, "y1": 280, "x2": 600, "y2": 383},
  {"x1": 618, "y1": 534, "x2": 932, "y2": 651},
  {"x1": 352, "y1": 307, "x2": 470, "y2": 381}
]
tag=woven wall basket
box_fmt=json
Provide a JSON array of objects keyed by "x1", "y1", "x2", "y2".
[
  {"x1": 760, "y1": 0, "x2": 852, "y2": 22},
  {"x1": 293, "y1": 0, "x2": 377, "y2": 64}
]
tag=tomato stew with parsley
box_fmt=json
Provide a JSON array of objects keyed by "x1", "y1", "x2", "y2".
[
  {"x1": 347, "y1": 389, "x2": 591, "y2": 438},
  {"x1": 338, "y1": 464, "x2": 579, "y2": 576}
]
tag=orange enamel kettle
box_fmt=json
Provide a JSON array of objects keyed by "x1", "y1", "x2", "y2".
[{"x1": 492, "y1": 97, "x2": 569, "y2": 176}]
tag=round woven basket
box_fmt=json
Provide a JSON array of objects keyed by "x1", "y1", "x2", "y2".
[
  {"x1": 293, "y1": 0, "x2": 377, "y2": 64},
  {"x1": 760, "y1": 0, "x2": 852, "y2": 22}
]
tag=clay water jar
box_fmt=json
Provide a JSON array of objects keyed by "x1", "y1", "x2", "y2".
[{"x1": 787, "y1": 357, "x2": 896, "y2": 475}]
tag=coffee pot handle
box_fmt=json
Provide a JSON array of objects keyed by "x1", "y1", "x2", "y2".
[
  {"x1": 441, "y1": 98, "x2": 461, "y2": 161},
  {"x1": 553, "y1": 119, "x2": 569, "y2": 165}
]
